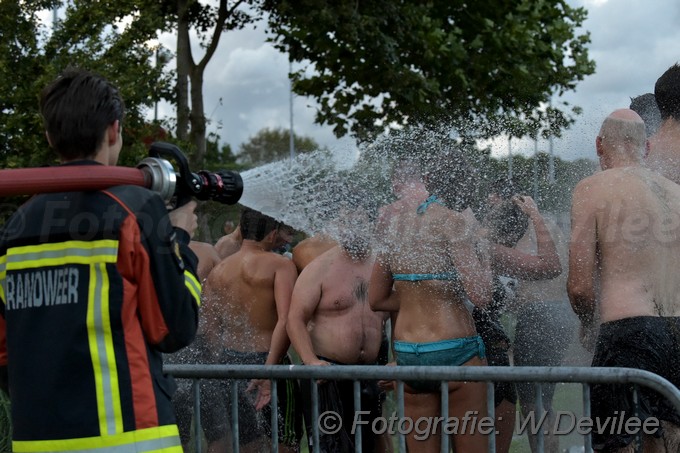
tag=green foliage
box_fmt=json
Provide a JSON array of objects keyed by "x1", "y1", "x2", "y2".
[
  {"x1": 1, "y1": 0, "x2": 596, "y2": 235},
  {"x1": 0, "y1": 1, "x2": 173, "y2": 170},
  {"x1": 0, "y1": 390, "x2": 10, "y2": 453},
  {"x1": 47, "y1": 1, "x2": 172, "y2": 162},
  {"x1": 265, "y1": 0, "x2": 596, "y2": 143},
  {"x1": 0, "y1": 1, "x2": 59, "y2": 168},
  {"x1": 203, "y1": 133, "x2": 244, "y2": 172},
  {"x1": 236, "y1": 127, "x2": 321, "y2": 166},
  {"x1": 194, "y1": 133, "x2": 247, "y2": 243},
  {"x1": 348, "y1": 126, "x2": 596, "y2": 223},
  {"x1": 489, "y1": 153, "x2": 597, "y2": 213}
]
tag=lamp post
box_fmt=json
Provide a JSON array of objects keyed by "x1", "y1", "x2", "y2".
[
  {"x1": 289, "y1": 60, "x2": 295, "y2": 162},
  {"x1": 548, "y1": 134, "x2": 555, "y2": 184},
  {"x1": 548, "y1": 99, "x2": 555, "y2": 184},
  {"x1": 508, "y1": 136, "x2": 513, "y2": 180},
  {"x1": 533, "y1": 138, "x2": 539, "y2": 200}
]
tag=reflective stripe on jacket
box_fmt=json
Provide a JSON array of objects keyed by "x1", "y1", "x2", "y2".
[{"x1": 0, "y1": 170, "x2": 200, "y2": 450}]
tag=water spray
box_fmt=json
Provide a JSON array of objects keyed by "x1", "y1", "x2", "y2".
[{"x1": 0, "y1": 142, "x2": 243, "y2": 207}]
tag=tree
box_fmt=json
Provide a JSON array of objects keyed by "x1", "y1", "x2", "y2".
[
  {"x1": 194, "y1": 133, "x2": 246, "y2": 243},
  {"x1": 172, "y1": 0, "x2": 262, "y2": 166},
  {"x1": 0, "y1": 1, "x2": 251, "y2": 171},
  {"x1": 0, "y1": 1, "x2": 57, "y2": 168},
  {"x1": 492, "y1": 152, "x2": 597, "y2": 212},
  {"x1": 0, "y1": 1, "x2": 172, "y2": 169},
  {"x1": 86, "y1": 0, "x2": 263, "y2": 167},
  {"x1": 265, "y1": 0, "x2": 595, "y2": 143},
  {"x1": 236, "y1": 127, "x2": 320, "y2": 167},
  {"x1": 2, "y1": 1, "x2": 596, "y2": 178},
  {"x1": 203, "y1": 133, "x2": 243, "y2": 172},
  {"x1": 45, "y1": 1, "x2": 174, "y2": 166}
]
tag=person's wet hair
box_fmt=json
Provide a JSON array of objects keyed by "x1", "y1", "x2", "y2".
[
  {"x1": 484, "y1": 200, "x2": 529, "y2": 248},
  {"x1": 239, "y1": 207, "x2": 281, "y2": 241},
  {"x1": 425, "y1": 152, "x2": 478, "y2": 212},
  {"x1": 315, "y1": 175, "x2": 351, "y2": 225},
  {"x1": 488, "y1": 176, "x2": 516, "y2": 201},
  {"x1": 391, "y1": 157, "x2": 424, "y2": 185},
  {"x1": 325, "y1": 174, "x2": 379, "y2": 224},
  {"x1": 655, "y1": 63, "x2": 680, "y2": 122},
  {"x1": 40, "y1": 68, "x2": 125, "y2": 161},
  {"x1": 629, "y1": 93, "x2": 662, "y2": 137}
]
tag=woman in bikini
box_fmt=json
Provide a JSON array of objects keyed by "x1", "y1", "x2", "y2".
[{"x1": 369, "y1": 157, "x2": 493, "y2": 452}]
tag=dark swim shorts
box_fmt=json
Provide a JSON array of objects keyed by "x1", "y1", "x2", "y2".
[
  {"x1": 591, "y1": 316, "x2": 680, "y2": 452},
  {"x1": 473, "y1": 306, "x2": 518, "y2": 406},
  {"x1": 173, "y1": 349, "x2": 302, "y2": 448},
  {"x1": 300, "y1": 357, "x2": 385, "y2": 453}
]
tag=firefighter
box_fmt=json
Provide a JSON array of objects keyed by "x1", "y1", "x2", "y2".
[{"x1": 0, "y1": 68, "x2": 200, "y2": 452}]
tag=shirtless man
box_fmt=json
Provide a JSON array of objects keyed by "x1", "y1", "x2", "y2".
[
  {"x1": 629, "y1": 93, "x2": 662, "y2": 138},
  {"x1": 568, "y1": 109, "x2": 680, "y2": 452},
  {"x1": 196, "y1": 208, "x2": 301, "y2": 452},
  {"x1": 291, "y1": 234, "x2": 336, "y2": 273},
  {"x1": 288, "y1": 208, "x2": 389, "y2": 453},
  {"x1": 188, "y1": 240, "x2": 221, "y2": 281},
  {"x1": 645, "y1": 63, "x2": 680, "y2": 183},
  {"x1": 214, "y1": 224, "x2": 243, "y2": 259}
]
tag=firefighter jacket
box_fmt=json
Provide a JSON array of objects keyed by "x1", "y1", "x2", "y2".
[{"x1": 0, "y1": 164, "x2": 202, "y2": 453}]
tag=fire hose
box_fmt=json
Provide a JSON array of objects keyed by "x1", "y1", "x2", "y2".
[{"x1": 0, "y1": 142, "x2": 243, "y2": 206}]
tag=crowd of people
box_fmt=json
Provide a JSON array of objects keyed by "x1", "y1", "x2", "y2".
[{"x1": 0, "y1": 61, "x2": 679, "y2": 453}]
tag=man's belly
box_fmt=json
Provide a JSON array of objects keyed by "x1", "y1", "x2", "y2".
[{"x1": 310, "y1": 318, "x2": 383, "y2": 364}]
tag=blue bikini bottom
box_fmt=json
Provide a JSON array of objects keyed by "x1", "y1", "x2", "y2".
[{"x1": 394, "y1": 336, "x2": 486, "y2": 393}]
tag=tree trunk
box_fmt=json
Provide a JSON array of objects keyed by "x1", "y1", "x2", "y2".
[
  {"x1": 176, "y1": 0, "x2": 233, "y2": 166},
  {"x1": 189, "y1": 67, "x2": 207, "y2": 167},
  {"x1": 175, "y1": 0, "x2": 191, "y2": 142}
]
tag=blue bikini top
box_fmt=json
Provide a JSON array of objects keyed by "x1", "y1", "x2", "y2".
[
  {"x1": 392, "y1": 195, "x2": 459, "y2": 282},
  {"x1": 392, "y1": 272, "x2": 459, "y2": 282},
  {"x1": 416, "y1": 194, "x2": 445, "y2": 215}
]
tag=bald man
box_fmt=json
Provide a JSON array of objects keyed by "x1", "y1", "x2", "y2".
[
  {"x1": 188, "y1": 240, "x2": 221, "y2": 281},
  {"x1": 646, "y1": 63, "x2": 680, "y2": 184},
  {"x1": 214, "y1": 224, "x2": 243, "y2": 259},
  {"x1": 568, "y1": 109, "x2": 680, "y2": 452},
  {"x1": 291, "y1": 233, "x2": 337, "y2": 273}
]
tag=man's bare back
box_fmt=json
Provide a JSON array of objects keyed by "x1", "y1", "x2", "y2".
[
  {"x1": 645, "y1": 63, "x2": 680, "y2": 185},
  {"x1": 568, "y1": 107, "x2": 680, "y2": 453},
  {"x1": 202, "y1": 241, "x2": 297, "y2": 356},
  {"x1": 185, "y1": 208, "x2": 303, "y2": 451},
  {"x1": 188, "y1": 240, "x2": 221, "y2": 281},
  {"x1": 214, "y1": 225, "x2": 243, "y2": 259},
  {"x1": 291, "y1": 234, "x2": 337, "y2": 273},
  {"x1": 289, "y1": 245, "x2": 386, "y2": 365},
  {"x1": 573, "y1": 166, "x2": 680, "y2": 321},
  {"x1": 646, "y1": 122, "x2": 680, "y2": 184}
]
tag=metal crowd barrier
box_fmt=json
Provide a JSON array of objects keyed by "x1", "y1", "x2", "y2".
[{"x1": 165, "y1": 364, "x2": 680, "y2": 453}]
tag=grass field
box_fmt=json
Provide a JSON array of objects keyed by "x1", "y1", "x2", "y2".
[{"x1": 510, "y1": 382, "x2": 587, "y2": 453}]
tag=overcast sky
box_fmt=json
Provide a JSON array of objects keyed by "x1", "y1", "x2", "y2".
[{"x1": 155, "y1": 0, "x2": 679, "y2": 162}]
